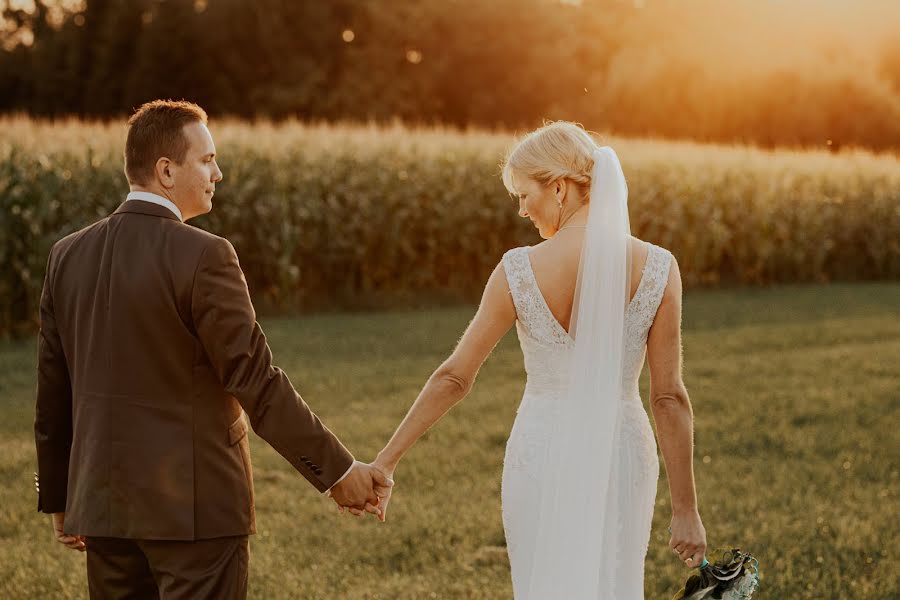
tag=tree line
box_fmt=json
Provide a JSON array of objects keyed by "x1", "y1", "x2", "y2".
[{"x1": 1, "y1": 0, "x2": 899, "y2": 151}]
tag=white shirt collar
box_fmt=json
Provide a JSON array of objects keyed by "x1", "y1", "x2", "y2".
[{"x1": 126, "y1": 191, "x2": 184, "y2": 222}]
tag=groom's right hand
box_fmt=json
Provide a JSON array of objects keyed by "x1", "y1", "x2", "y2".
[{"x1": 328, "y1": 461, "x2": 393, "y2": 517}]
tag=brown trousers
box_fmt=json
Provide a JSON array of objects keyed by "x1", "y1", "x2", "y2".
[{"x1": 85, "y1": 535, "x2": 249, "y2": 600}]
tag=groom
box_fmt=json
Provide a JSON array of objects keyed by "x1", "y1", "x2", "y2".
[{"x1": 33, "y1": 99, "x2": 390, "y2": 599}]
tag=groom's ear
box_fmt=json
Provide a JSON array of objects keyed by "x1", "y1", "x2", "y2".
[{"x1": 156, "y1": 157, "x2": 175, "y2": 188}]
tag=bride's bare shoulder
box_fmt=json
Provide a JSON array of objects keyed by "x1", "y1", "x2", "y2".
[
  {"x1": 525, "y1": 238, "x2": 572, "y2": 273},
  {"x1": 524, "y1": 239, "x2": 554, "y2": 257},
  {"x1": 629, "y1": 236, "x2": 651, "y2": 259}
]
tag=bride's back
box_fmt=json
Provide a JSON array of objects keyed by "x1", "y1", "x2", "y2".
[{"x1": 528, "y1": 234, "x2": 651, "y2": 334}]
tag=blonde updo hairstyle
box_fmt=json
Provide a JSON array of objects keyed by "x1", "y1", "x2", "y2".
[{"x1": 501, "y1": 121, "x2": 600, "y2": 204}]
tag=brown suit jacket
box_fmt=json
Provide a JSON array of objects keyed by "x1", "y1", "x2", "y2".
[{"x1": 34, "y1": 199, "x2": 354, "y2": 540}]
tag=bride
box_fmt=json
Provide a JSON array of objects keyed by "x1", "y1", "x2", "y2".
[{"x1": 369, "y1": 121, "x2": 707, "y2": 598}]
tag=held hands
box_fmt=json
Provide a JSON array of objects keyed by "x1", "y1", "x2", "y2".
[
  {"x1": 52, "y1": 512, "x2": 86, "y2": 552},
  {"x1": 668, "y1": 509, "x2": 707, "y2": 568},
  {"x1": 369, "y1": 461, "x2": 395, "y2": 523},
  {"x1": 327, "y1": 460, "x2": 394, "y2": 520}
]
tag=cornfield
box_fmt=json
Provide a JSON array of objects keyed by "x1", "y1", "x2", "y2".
[{"x1": 1, "y1": 117, "x2": 898, "y2": 337}]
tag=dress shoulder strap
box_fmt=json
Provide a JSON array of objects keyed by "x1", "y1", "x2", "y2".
[
  {"x1": 629, "y1": 244, "x2": 674, "y2": 330},
  {"x1": 502, "y1": 247, "x2": 536, "y2": 321}
]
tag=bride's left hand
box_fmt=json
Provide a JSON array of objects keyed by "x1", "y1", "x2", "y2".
[
  {"x1": 370, "y1": 462, "x2": 395, "y2": 522},
  {"x1": 668, "y1": 509, "x2": 707, "y2": 568}
]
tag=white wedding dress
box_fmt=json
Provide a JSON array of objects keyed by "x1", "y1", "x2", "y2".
[{"x1": 500, "y1": 241, "x2": 674, "y2": 599}]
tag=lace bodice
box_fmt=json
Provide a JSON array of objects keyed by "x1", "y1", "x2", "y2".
[{"x1": 501, "y1": 242, "x2": 673, "y2": 397}]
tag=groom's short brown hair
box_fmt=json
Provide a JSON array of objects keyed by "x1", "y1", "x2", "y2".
[{"x1": 124, "y1": 99, "x2": 208, "y2": 185}]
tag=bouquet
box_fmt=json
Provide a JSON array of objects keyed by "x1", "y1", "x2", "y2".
[{"x1": 670, "y1": 547, "x2": 760, "y2": 599}]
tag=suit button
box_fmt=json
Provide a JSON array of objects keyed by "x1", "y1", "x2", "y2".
[
  {"x1": 314, "y1": 469, "x2": 323, "y2": 475},
  {"x1": 300, "y1": 456, "x2": 308, "y2": 461}
]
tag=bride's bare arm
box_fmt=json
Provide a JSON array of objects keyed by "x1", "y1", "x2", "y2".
[
  {"x1": 646, "y1": 257, "x2": 698, "y2": 516},
  {"x1": 647, "y1": 257, "x2": 707, "y2": 565},
  {"x1": 375, "y1": 261, "x2": 516, "y2": 472}
]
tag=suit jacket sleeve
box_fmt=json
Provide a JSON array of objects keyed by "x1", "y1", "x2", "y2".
[
  {"x1": 191, "y1": 237, "x2": 354, "y2": 492},
  {"x1": 34, "y1": 245, "x2": 73, "y2": 513}
]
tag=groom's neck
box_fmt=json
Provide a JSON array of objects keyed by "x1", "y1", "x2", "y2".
[
  {"x1": 130, "y1": 184, "x2": 172, "y2": 201},
  {"x1": 128, "y1": 185, "x2": 192, "y2": 221}
]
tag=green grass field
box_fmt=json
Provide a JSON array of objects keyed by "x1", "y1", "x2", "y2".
[{"x1": 1, "y1": 283, "x2": 897, "y2": 599}]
